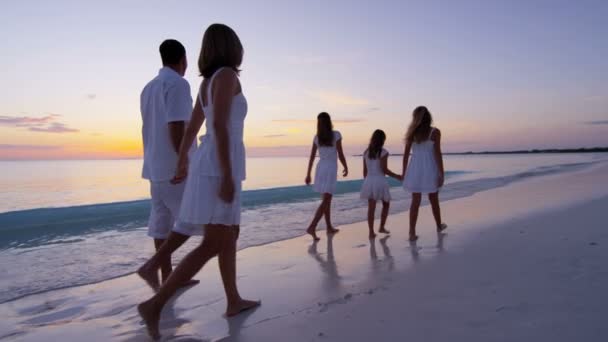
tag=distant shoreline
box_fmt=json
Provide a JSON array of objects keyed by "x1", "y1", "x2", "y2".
[{"x1": 355, "y1": 147, "x2": 608, "y2": 157}]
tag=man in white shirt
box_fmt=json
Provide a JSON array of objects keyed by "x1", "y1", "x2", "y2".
[{"x1": 138, "y1": 39, "x2": 200, "y2": 290}]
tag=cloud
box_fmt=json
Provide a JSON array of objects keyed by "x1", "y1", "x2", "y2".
[
  {"x1": 272, "y1": 118, "x2": 365, "y2": 124},
  {"x1": 367, "y1": 107, "x2": 381, "y2": 113},
  {"x1": 0, "y1": 114, "x2": 60, "y2": 126},
  {"x1": 29, "y1": 122, "x2": 79, "y2": 133},
  {"x1": 584, "y1": 120, "x2": 608, "y2": 125},
  {"x1": 0, "y1": 114, "x2": 79, "y2": 133},
  {"x1": 86, "y1": 94, "x2": 97, "y2": 100},
  {"x1": 263, "y1": 134, "x2": 287, "y2": 138},
  {"x1": 0, "y1": 144, "x2": 62, "y2": 150}
]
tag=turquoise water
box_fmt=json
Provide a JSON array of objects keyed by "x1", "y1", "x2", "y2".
[{"x1": 0, "y1": 154, "x2": 605, "y2": 303}]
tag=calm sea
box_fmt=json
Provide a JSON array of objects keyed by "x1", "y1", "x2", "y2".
[{"x1": 0, "y1": 153, "x2": 605, "y2": 303}]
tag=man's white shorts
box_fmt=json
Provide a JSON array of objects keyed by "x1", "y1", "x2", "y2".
[{"x1": 148, "y1": 181, "x2": 202, "y2": 239}]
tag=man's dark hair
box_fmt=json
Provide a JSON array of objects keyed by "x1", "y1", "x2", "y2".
[{"x1": 159, "y1": 39, "x2": 186, "y2": 66}]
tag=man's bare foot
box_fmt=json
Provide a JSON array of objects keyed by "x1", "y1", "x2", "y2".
[
  {"x1": 327, "y1": 227, "x2": 340, "y2": 235},
  {"x1": 369, "y1": 232, "x2": 377, "y2": 239},
  {"x1": 138, "y1": 300, "x2": 161, "y2": 340},
  {"x1": 437, "y1": 223, "x2": 448, "y2": 232},
  {"x1": 137, "y1": 265, "x2": 160, "y2": 292},
  {"x1": 307, "y1": 227, "x2": 320, "y2": 241},
  {"x1": 378, "y1": 228, "x2": 390, "y2": 234},
  {"x1": 409, "y1": 234, "x2": 419, "y2": 242},
  {"x1": 179, "y1": 279, "x2": 200, "y2": 288},
  {"x1": 226, "y1": 299, "x2": 261, "y2": 317}
]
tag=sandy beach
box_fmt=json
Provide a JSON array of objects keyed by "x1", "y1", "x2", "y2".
[{"x1": 1, "y1": 162, "x2": 607, "y2": 341}]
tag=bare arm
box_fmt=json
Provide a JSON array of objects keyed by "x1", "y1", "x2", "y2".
[
  {"x1": 168, "y1": 121, "x2": 185, "y2": 153},
  {"x1": 402, "y1": 140, "x2": 413, "y2": 178},
  {"x1": 172, "y1": 94, "x2": 205, "y2": 183},
  {"x1": 381, "y1": 154, "x2": 401, "y2": 180},
  {"x1": 433, "y1": 129, "x2": 445, "y2": 186},
  {"x1": 305, "y1": 142, "x2": 317, "y2": 185},
  {"x1": 362, "y1": 156, "x2": 367, "y2": 178},
  {"x1": 212, "y1": 70, "x2": 240, "y2": 202},
  {"x1": 336, "y1": 139, "x2": 349, "y2": 177}
]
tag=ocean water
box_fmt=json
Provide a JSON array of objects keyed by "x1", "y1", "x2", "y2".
[{"x1": 0, "y1": 153, "x2": 606, "y2": 303}]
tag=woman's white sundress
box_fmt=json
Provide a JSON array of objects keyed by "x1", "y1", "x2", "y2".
[
  {"x1": 313, "y1": 130, "x2": 342, "y2": 194},
  {"x1": 360, "y1": 148, "x2": 391, "y2": 202},
  {"x1": 403, "y1": 128, "x2": 440, "y2": 194},
  {"x1": 179, "y1": 67, "x2": 247, "y2": 226}
]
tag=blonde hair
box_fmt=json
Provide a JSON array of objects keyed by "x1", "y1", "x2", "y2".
[{"x1": 405, "y1": 106, "x2": 433, "y2": 143}]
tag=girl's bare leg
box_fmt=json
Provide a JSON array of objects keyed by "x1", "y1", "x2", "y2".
[
  {"x1": 367, "y1": 199, "x2": 377, "y2": 239},
  {"x1": 323, "y1": 194, "x2": 339, "y2": 234},
  {"x1": 379, "y1": 201, "x2": 390, "y2": 234},
  {"x1": 428, "y1": 192, "x2": 446, "y2": 231},
  {"x1": 137, "y1": 226, "x2": 223, "y2": 340},
  {"x1": 409, "y1": 193, "x2": 422, "y2": 241},
  {"x1": 307, "y1": 195, "x2": 326, "y2": 241},
  {"x1": 218, "y1": 225, "x2": 260, "y2": 316}
]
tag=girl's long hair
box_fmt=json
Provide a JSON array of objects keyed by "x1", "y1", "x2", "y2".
[
  {"x1": 366, "y1": 129, "x2": 386, "y2": 159},
  {"x1": 405, "y1": 106, "x2": 433, "y2": 143},
  {"x1": 316, "y1": 112, "x2": 334, "y2": 146}
]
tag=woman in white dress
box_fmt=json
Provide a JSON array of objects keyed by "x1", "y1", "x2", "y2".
[
  {"x1": 305, "y1": 112, "x2": 349, "y2": 241},
  {"x1": 360, "y1": 129, "x2": 401, "y2": 239},
  {"x1": 138, "y1": 24, "x2": 258, "y2": 340},
  {"x1": 402, "y1": 106, "x2": 447, "y2": 241}
]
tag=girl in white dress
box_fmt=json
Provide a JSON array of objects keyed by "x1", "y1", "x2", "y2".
[
  {"x1": 360, "y1": 129, "x2": 402, "y2": 239},
  {"x1": 138, "y1": 24, "x2": 258, "y2": 340},
  {"x1": 305, "y1": 112, "x2": 349, "y2": 241},
  {"x1": 402, "y1": 106, "x2": 447, "y2": 241}
]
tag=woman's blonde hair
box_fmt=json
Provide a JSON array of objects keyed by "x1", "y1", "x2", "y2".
[{"x1": 405, "y1": 106, "x2": 433, "y2": 143}]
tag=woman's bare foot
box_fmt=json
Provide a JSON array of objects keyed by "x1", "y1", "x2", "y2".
[
  {"x1": 138, "y1": 300, "x2": 161, "y2": 340},
  {"x1": 226, "y1": 299, "x2": 261, "y2": 317},
  {"x1": 326, "y1": 227, "x2": 340, "y2": 235},
  {"x1": 137, "y1": 265, "x2": 160, "y2": 292},
  {"x1": 369, "y1": 232, "x2": 377, "y2": 239},
  {"x1": 437, "y1": 223, "x2": 448, "y2": 232},
  {"x1": 378, "y1": 228, "x2": 390, "y2": 234},
  {"x1": 307, "y1": 227, "x2": 320, "y2": 241},
  {"x1": 409, "y1": 234, "x2": 419, "y2": 242}
]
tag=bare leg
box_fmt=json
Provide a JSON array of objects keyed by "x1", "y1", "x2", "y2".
[
  {"x1": 379, "y1": 201, "x2": 390, "y2": 234},
  {"x1": 307, "y1": 194, "x2": 330, "y2": 240},
  {"x1": 323, "y1": 194, "x2": 339, "y2": 234},
  {"x1": 409, "y1": 193, "x2": 422, "y2": 241},
  {"x1": 153, "y1": 239, "x2": 173, "y2": 284},
  {"x1": 429, "y1": 192, "x2": 447, "y2": 231},
  {"x1": 367, "y1": 200, "x2": 377, "y2": 239},
  {"x1": 138, "y1": 231, "x2": 191, "y2": 292},
  {"x1": 219, "y1": 225, "x2": 260, "y2": 316},
  {"x1": 138, "y1": 226, "x2": 223, "y2": 340}
]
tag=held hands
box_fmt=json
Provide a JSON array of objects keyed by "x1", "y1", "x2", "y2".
[
  {"x1": 305, "y1": 174, "x2": 311, "y2": 185},
  {"x1": 171, "y1": 156, "x2": 189, "y2": 184},
  {"x1": 219, "y1": 176, "x2": 235, "y2": 203},
  {"x1": 342, "y1": 168, "x2": 348, "y2": 177}
]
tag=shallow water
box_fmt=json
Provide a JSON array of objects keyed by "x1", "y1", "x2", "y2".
[{"x1": 0, "y1": 153, "x2": 606, "y2": 303}]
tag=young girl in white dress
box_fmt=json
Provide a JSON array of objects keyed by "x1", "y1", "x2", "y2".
[
  {"x1": 305, "y1": 112, "x2": 349, "y2": 241},
  {"x1": 402, "y1": 106, "x2": 447, "y2": 241},
  {"x1": 360, "y1": 129, "x2": 402, "y2": 239},
  {"x1": 137, "y1": 24, "x2": 258, "y2": 340}
]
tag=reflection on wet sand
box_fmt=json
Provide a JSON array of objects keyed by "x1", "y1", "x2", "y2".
[
  {"x1": 369, "y1": 235, "x2": 395, "y2": 273},
  {"x1": 308, "y1": 235, "x2": 341, "y2": 291}
]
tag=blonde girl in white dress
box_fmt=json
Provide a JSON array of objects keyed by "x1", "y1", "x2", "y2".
[
  {"x1": 402, "y1": 106, "x2": 447, "y2": 242},
  {"x1": 360, "y1": 129, "x2": 402, "y2": 239},
  {"x1": 138, "y1": 24, "x2": 258, "y2": 340},
  {"x1": 305, "y1": 112, "x2": 349, "y2": 241}
]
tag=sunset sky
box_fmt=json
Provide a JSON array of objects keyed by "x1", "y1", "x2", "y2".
[{"x1": 1, "y1": 0, "x2": 607, "y2": 160}]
